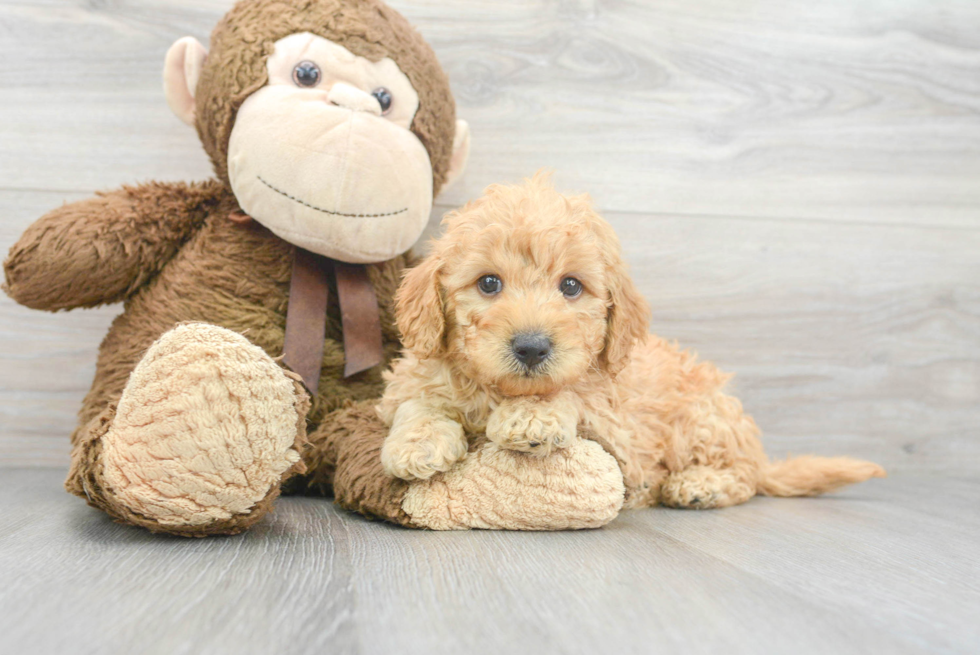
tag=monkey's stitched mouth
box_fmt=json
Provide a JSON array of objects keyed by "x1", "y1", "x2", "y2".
[{"x1": 257, "y1": 175, "x2": 408, "y2": 218}]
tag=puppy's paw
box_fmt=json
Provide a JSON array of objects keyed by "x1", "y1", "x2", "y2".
[
  {"x1": 486, "y1": 397, "x2": 577, "y2": 456},
  {"x1": 382, "y1": 416, "x2": 467, "y2": 480},
  {"x1": 660, "y1": 466, "x2": 755, "y2": 509}
]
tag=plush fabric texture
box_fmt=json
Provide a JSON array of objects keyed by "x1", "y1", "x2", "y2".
[
  {"x1": 297, "y1": 400, "x2": 416, "y2": 525},
  {"x1": 4, "y1": 182, "x2": 406, "y2": 437},
  {"x1": 402, "y1": 437, "x2": 625, "y2": 531},
  {"x1": 196, "y1": 0, "x2": 456, "y2": 194},
  {"x1": 228, "y1": 77, "x2": 435, "y2": 262},
  {"x1": 67, "y1": 413, "x2": 295, "y2": 536},
  {"x1": 65, "y1": 382, "x2": 309, "y2": 538},
  {"x1": 226, "y1": 32, "x2": 438, "y2": 263},
  {"x1": 298, "y1": 401, "x2": 625, "y2": 530},
  {"x1": 3, "y1": 181, "x2": 223, "y2": 311},
  {"x1": 5, "y1": 179, "x2": 408, "y2": 535},
  {"x1": 164, "y1": 36, "x2": 208, "y2": 125},
  {"x1": 100, "y1": 323, "x2": 305, "y2": 527}
]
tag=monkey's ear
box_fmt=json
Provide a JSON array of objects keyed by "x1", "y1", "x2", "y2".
[
  {"x1": 164, "y1": 37, "x2": 208, "y2": 126},
  {"x1": 441, "y1": 119, "x2": 471, "y2": 191}
]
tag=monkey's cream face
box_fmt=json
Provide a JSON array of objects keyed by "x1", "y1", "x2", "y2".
[{"x1": 228, "y1": 33, "x2": 433, "y2": 263}]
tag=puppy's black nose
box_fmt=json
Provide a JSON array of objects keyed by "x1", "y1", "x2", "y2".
[{"x1": 511, "y1": 333, "x2": 552, "y2": 368}]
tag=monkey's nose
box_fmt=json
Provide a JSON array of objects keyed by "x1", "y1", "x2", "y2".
[
  {"x1": 511, "y1": 333, "x2": 552, "y2": 369},
  {"x1": 327, "y1": 82, "x2": 382, "y2": 116}
]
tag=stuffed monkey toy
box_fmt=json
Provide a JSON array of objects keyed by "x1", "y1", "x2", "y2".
[{"x1": 3, "y1": 0, "x2": 628, "y2": 535}]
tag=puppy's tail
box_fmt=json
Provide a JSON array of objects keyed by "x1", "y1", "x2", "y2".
[{"x1": 757, "y1": 455, "x2": 886, "y2": 497}]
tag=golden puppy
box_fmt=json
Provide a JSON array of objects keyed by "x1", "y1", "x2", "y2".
[{"x1": 379, "y1": 174, "x2": 885, "y2": 510}]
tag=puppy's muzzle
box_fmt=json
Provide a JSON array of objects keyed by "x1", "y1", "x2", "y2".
[{"x1": 511, "y1": 333, "x2": 552, "y2": 369}]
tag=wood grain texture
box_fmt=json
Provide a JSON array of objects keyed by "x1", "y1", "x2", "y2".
[
  {"x1": 2, "y1": 1, "x2": 980, "y2": 224},
  {"x1": 0, "y1": 468, "x2": 976, "y2": 654},
  {"x1": 0, "y1": 1, "x2": 978, "y2": 474}
]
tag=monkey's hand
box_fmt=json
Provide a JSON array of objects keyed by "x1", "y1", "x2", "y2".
[
  {"x1": 381, "y1": 400, "x2": 468, "y2": 480},
  {"x1": 3, "y1": 180, "x2": 221, "y2": 311},
  {"x1": 487, "y1": 394, "x2": 578, "y2": 456}
]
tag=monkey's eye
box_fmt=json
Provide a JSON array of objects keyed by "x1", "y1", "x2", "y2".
[
  {"x1": 292, "y1": 61, "x2": 321, "y2": 88},
  {"x1": 560, "y1": 277, "x2": 583, "y2": 299},
  {"x1": 371, "y1": 87, "x2": 393, "y2": 114},
  {"x1": 477, "y1": 274, "x2": 503, "y2": 296}
]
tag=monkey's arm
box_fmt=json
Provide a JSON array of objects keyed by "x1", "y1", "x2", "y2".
[{"x1": 3, "y1": 180, "x2": 223, "y2": 311}]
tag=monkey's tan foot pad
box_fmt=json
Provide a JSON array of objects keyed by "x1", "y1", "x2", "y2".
[
  {"x1": 100, "y1": 323, "x2": 304, "y2": 528},
  {"x1": 401, "y1": 438, "x2": 625, "y2": 530}
]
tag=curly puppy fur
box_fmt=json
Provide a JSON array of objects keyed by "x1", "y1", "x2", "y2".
[{"x1": 379, "y1": 173, "x2": 885, "y2": 509}]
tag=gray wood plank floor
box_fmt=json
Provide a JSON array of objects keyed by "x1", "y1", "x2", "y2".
[
  {"x1": 0, "y1": 469, "x2": 976, "y2": 655},
  {"x1": 1, "y1": 1, "x2": 979, "y2": 653}
]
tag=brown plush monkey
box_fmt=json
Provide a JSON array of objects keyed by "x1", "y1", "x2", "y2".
[{"x1": 3, "y1": 0, "x2": 627, "y2": 536}]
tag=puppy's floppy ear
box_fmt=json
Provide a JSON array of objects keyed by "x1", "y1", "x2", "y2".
[
  {"x1": 600, "y1": 246, "x2": 651, "y2": 377},
  {"x1": 396, "y1": 254, "x2": 445, "y2": 359}
]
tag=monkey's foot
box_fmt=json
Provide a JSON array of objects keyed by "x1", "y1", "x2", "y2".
[
  {"x1": 99, "y1": 323, "x2": 307, "y2": 530},
  {"x1": 401, "y1": 438, "x2": 625, "y2": 530}
]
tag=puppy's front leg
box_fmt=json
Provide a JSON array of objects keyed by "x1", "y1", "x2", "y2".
[
  {"x1": 487, "y1": 393, "x2": 578, "y2": 456},
  {"x1": 381, "y1": 399, "x2": 468, "y2": 480}
]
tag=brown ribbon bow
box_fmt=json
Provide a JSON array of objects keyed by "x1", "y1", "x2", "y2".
[{"x1": 230, "y1": 211, "x2": 384, "y2": 395}]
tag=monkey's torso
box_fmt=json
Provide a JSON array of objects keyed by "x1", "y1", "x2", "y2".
[{"x1": 72, "y1": 183, "x2": 405, "y2": 445}]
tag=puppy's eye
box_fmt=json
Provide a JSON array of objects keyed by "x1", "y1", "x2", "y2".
[
  {"x1": 292, "y1": 61, "x2": 321, "y2": 88},
  {"x1": 371, "y1": 87, "x2": 393, "y2": 114},
  {"x1": 477, "y1": 274, "x2": 503, "y2": 296},
  {"x1": 560, "y1": 277, "x2": 583, "y2": 298}
]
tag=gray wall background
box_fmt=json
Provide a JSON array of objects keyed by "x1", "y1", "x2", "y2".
[{"x1": 1, "y1": 0, "x2": 978, "y2": 472}]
